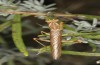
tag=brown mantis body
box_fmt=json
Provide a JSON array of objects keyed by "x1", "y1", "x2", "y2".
[
  {"x1": 46, "y1": 19, "x2": 63, "y2": 60},
  {"x1": 34, "y1": 17, "x2": 82, "y2": 60},
  {"x1": 34, "y1": 13, "x2": 89, "y2": 60}
]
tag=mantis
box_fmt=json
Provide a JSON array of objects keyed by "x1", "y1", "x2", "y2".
[
  {"x1": 33, "y1": 13, "x2": 82, "y2": 60},
  {"x1": 45, "y1": 18, "x2": 63, "y2": 60}
]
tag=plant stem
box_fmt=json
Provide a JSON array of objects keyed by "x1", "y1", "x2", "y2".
[
  {"x1": 0, "y1": 10, "x2": 100, "y2": 20},
  {"x1": 62, "y1": 51, "x2": 100, "y2": 56},
  {"x1": 31, "y1": 45, "x2": 100, "y2": 57}
]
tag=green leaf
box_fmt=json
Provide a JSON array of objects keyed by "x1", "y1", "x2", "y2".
[
  {"x1": 64, "y1": 24, "x2": 75, "y2": 31},
  {"x1": 0, "y1": 21, "x2": 12, "y2": 32},
  {"x1": 12, "y1": 14, "x2": 28, "y2": 56},
  {"x1": 88, "y1": 42, "x2": 97, "y2": 52}
]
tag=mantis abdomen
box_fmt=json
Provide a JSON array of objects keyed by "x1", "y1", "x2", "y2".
[{"x1": 50, "y1": 29, "x2": 62, "y2": 60}]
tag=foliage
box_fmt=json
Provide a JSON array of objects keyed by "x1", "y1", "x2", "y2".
[{"x1": 0, "y1": 0, "x2": 100, "y2": 65}]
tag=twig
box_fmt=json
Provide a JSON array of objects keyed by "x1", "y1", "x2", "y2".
[
  {"x1": 0, "y1": 10, "x2": 75, "y2": 17},
  {"x1": 0, "y1": 10, "x2": 100, "y2": 20}
]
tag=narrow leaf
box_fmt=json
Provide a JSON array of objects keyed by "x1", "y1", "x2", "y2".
[
  {"x1": 0, "y1": 21, "x2": 11, "y2": 32},
  {"x1": 12, "y1": 14, "x2": 28, "y2": 56}
]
